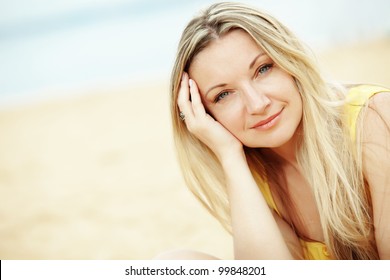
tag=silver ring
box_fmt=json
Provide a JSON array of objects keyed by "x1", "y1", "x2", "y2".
[{"x1": 179, "y1": 111, "x2": 185, "y2": 121}]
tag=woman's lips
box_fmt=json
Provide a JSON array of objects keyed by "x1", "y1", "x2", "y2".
[{"x1": 251, "y1": 109, "x2": 283, "y2": 130}]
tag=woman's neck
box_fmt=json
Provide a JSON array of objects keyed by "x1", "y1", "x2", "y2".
[{"x1": 270, "y1": 129, "x2": 302, "y2": 170}]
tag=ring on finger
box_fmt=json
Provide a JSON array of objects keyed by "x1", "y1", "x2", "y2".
[{"x1": 179, "y1": 111, "x2": 185, "y2": 121}]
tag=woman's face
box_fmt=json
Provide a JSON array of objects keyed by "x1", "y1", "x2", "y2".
[{"x1": 188, "y1": 29, "x2": 303, "y2": 149}]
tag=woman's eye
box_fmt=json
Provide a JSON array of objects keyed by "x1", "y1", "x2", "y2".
[
  {"x1": 214, "y1": 91, "x2": 230, "y2": 103},
  {"x1": 258, "y1": 63, "x2": 273, "y2": 75}
]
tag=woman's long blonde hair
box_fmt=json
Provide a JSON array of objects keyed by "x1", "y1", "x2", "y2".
[{"x1": 170, "y1": 2, "x2": 378, "y2": 259}]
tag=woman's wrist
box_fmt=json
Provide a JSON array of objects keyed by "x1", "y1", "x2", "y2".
[{"x1": 219, "y1": 147, "x2": 247, "y2": 170}]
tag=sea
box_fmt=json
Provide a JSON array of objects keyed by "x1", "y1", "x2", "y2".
[{"x1": 0, "y1": 0, "x2": 389, "y2": 108}]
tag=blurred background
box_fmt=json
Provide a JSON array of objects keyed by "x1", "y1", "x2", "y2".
[{"x1": 0, "y1": 0, "x2": 389, "y2": 259}]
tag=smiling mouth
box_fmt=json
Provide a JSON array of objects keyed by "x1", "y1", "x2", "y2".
[{"x1": 251, "y1": 108, "x2": 284, "y2": 129}]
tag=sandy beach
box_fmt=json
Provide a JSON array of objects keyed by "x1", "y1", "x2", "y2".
[{"x1": 0, "y1": 37, "x2": 389, "y2": 260}]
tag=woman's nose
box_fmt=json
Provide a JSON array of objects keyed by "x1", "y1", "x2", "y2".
[{"x1": 242, "y1": 85, "x2": 271, "y2": 114}]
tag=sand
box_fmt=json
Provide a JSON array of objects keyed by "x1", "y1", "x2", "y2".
[{"x1": 0, "y1": 37, "x2": 389, "y2": 260}]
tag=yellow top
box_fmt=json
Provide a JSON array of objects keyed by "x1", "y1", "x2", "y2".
[
  {"x1": 258, "y1": 85, "x2": 389, "y2": 260},
  {"x1": 345, "y1": 85, "x2": 389, "y2": 142}
]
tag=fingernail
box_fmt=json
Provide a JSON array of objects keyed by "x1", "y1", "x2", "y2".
[{"x1": 189, "y1": 79, "x2": 193, "y2": 87}]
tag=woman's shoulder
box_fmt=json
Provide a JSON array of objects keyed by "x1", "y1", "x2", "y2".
[
  {"x1": 343, "y1": 84, "x2": 390, "y2": 142},
  {"x1": 366, "y1": 88, "x2": 390, "y2": 110},
  {"x1": 359, "y1": 86, "x2": 390, "y2": 259},
  {"x1": 345, "y1": 84, "x2": 390, "y2": 104},
  {"x1": 362, "y1": 86, "x2": 390, "y2": 133},
  {"x1": 352, "y1": 84, "x2": 390, "y2": 125}
]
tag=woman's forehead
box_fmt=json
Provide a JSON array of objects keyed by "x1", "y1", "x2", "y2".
[{"x1": 190, "y1": 29, "x2": 263, "y2": 67}]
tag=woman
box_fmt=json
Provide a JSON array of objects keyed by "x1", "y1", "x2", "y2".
[{"x1": 168, "y1": 2, "x2": 390, "y2": 259}]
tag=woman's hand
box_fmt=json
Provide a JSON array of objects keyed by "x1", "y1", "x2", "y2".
[{"x1": 177, "y1": 73, "x2": 243, "y2": 162}]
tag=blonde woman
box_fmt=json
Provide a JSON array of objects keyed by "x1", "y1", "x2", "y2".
[{"x1": 166, "y1": 2, "x2": 390, "y2": 259}]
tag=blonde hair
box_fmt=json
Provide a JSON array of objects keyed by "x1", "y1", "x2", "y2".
[{"x1": 170, "y1": 2, "x2": 378, "y2": 259}]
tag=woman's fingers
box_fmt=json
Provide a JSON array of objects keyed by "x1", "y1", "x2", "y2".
[
  {"x1": 177, "y1": 72, "x2": 193, "y2": 122},
  {"x1": 177, "y1": 73, "x2": 209, "y2": 126},
  {"x1": 189, "y1": 78, "x2": 207, "y2": 117}
]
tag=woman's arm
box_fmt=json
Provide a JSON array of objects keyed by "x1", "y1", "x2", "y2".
[
  {"x1": 221, "y1": 150, "x2": 295, "y2": 259},
  {"x1": 362, "y1": 92, "x2": 390, "y2": 259},
  {"x1": 177, "y1": 73, "x2": 293, "y2": 259}
]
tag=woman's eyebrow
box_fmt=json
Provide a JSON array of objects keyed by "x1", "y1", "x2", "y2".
[
  {"x1": 205, "y1": 83, "x2": 227, "y2": 97},
  {"x1": 249, "y1": 52, "x2": 266, "y2": 69}
]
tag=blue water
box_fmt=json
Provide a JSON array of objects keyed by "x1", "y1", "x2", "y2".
[{"x1": 0, "y1": 0, "x2": 389, "y2": 107}]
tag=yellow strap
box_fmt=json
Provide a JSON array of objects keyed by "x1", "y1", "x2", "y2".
[{"x1": 345, "y1": 85, "x2": 389, "y2": 142}]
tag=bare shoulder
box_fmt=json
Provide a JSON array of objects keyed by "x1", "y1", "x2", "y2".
[
  {"x1": 361, "y1": 90, "x2": 390, "y2": 259},
  {"x1": 361, "y1": 90, "x2": 390, "y2": 172},
  {"x1": 363, "y1": 91, "x2": 390, "y2": 135},
  {"x1": 367, "y1": 91, "x2": 390, "y2": 115}
]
